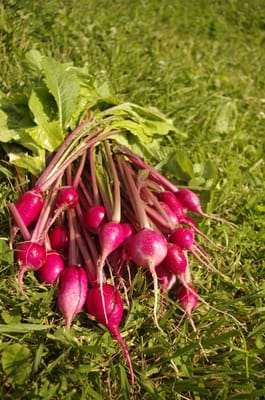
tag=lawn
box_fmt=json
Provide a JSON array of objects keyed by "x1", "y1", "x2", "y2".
[{"x1": 0, "y1": 1, "x2": 265, "y2": 399}]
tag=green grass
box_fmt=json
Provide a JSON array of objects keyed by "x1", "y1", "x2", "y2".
[{"x1": 0, "y1": 0, "x2": 265, "y2": 399}]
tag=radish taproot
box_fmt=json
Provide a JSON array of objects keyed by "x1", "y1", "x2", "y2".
[
  {"x1": 57, "y1": 265, "x2": 88, "y2": 329},
  {"x1": 86, "y1": 283, "x2": 134, "y2": 384}
]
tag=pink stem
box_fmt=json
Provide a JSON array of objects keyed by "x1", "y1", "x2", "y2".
[
  {"x1": 104, "y1": 141, "x2": 121, "y2": 223},
  {"x1": 116, "y1": 144, "x2": 179, "y2": 193},
  {"x1": 8, "y1": 203, "x2": 31, "y2": 241},
  {"x1": 89, "y1": 145, "x2": 100, "y2": 205}
]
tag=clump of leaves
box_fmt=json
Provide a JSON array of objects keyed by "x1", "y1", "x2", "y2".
[{"x1": 0, "y1": 50, "x2": 183, "y2": 179}]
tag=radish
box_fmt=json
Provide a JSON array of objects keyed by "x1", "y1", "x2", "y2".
[
  {"x1": 159, "y1": 201, "x2": 179, "y2": 227},
  {"x1": 175, "y1": 188, "x2": 235, "y2": 225},
  {"x1": 57, "y1": 265, "x2": 88, "y2": 329},
  {"x1": 14, "y1": 188, "x2": 43, "y2": 227},
  {"x1": 169, "y1": 228, "x2": 195, "y2": 251},
  {"x1": 169, "y1": 227, "x2": 227, "y2": 279},
  {"x1": 86, "y1": 283, "x2": 134, "y2": 384},
  {"x1": 158, "y1": 191, "x2": 186, "y2": 222},
  {"x1": 49, "y1": 225, "x2": 69, "y2": 251},
  {"x1": 156, "y1": 262, "x2": 176, "y2": 294},
  {"x1": 126, "y1": 228, "x2": 168, "y2": 331},
  {"x1": 161, "y1": 243, "x2": 188, "y2": 276},
  {"x1": 15, "y1": 241, "x2": 46, "y2": 296},
  {"x1": 83, "y1": 205, "x2": 106, "y2": 233},
  {"x1": 177, "y1": 283, "x2": 198, "y2": 331},
  {"x1": 97, "y1": 221, "x2": 125, "y2": 322},
  {"x1": 37, "y1": 250, "x2": 65, "y2": 284},
  {"x1": 121, "y1": 222, "x2": 133, "y2": 241},
  {"x1": 56, "y1": 187, "x2": 79, "y2": 209}
]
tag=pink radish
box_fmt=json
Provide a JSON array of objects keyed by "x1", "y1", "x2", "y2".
[
  {"x1": 156, "y1": 263, "x2": 176, "y2": 294},
  {"x1": 49, "y1": 225, "x2": 69, "y2": 251},
  {"x1": 15, "y1": 241, "x2": 46, "y2": 296},
  {"x1": 56, "y1": 187, "x2": 79, "y2": 209},
  {"x1": 37, "y1": 250, "x2": 65, "y2": 284},
  {"x1": 57, "y1": 265, "x2": 88, "y2": 329},
  {"x1": 175, "y1": 188, "x2": 234, "y2": 225},
  {"x1": 162, "y1": 243, "x2": 188, "y2": 276},
  {"x1": 126, "y1": 228, "x2": 168, "y2": 331},
  {"x1": 181, "y1": 216, "x2": 225, "y2": 249},
  {"x1": 177, "y1": 283, "x2": 198, "y2": 331},
  {"x1": 86, "y1": 283, "x2": 134, "y2": 384},
  {"x1": 121, "y1": 222, "x2": 133, "y2": 241},
  {"x1": 169, "y1": 227, "x2": 226, "y2": 278},
  {"x1": 158, "y1": 191, "x2": 186, "y2": 222},
  {"x1": 83, "y1": 205, "x2": 106, "y2": 233},
  {"x1": 14, "y1": 188, "x2": 43, "y2": 227},
  {"x1": 97, "y1": 221, "x2": 125, "y2": 322},
  {"x1": 159, "y1": 201, "x2": 179, "y2": 227},
  {"x1": 169, "y1": 228, "x2": 195, "y2": 251}
]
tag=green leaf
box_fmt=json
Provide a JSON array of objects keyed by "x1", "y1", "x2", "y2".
[
  {"x1": 0, "y1": 109, "x2": 20, "y2": 142},
  {"x1": 2, "y1": 143, "x2": 45, "y2": 176},
  {"x1": 175, "y1": 151, "x2": 194, "y2": 178},
  {"x1": 28, "y1": 87, "x2": 57, "y2": 125},
  {"x1": 41, "y1": 56, "x2": 80, "y2": 130},
  {"x1": 0, "y1": 323, "x2": 51, "y2": 333},
  {"x1": 2, "y1": 343, "x2": 31, "y2": 386},
  {"x1": 105, "y1": 102, "x2": 178, "y2": 140},
  {"x1": 0, "y1": 239, "x2": 13, "y2": 264},
  {"x1": 24, "y1": 49, "x2": 43, "y2": 75},
  {"x1": 26, "y1": 122, "x2": 63, "y2": 152}
]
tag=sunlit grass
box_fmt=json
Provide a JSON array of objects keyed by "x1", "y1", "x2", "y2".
[{"x1": 0, "y1": 0, "x2": 265, "y2": 399}]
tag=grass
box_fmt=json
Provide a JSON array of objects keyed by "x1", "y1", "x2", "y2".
[{"x1": 0, "y1": 0, "x2": 265, "y2": 398}]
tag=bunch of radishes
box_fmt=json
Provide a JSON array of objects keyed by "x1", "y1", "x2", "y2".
[{"x1": 9, "y1": 115, "x2": 226, "y2": 384}]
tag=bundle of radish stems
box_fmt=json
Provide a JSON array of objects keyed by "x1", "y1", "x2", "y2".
[{"x1": 9, "y1": 112, "x2": 226, "y2": 384}]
